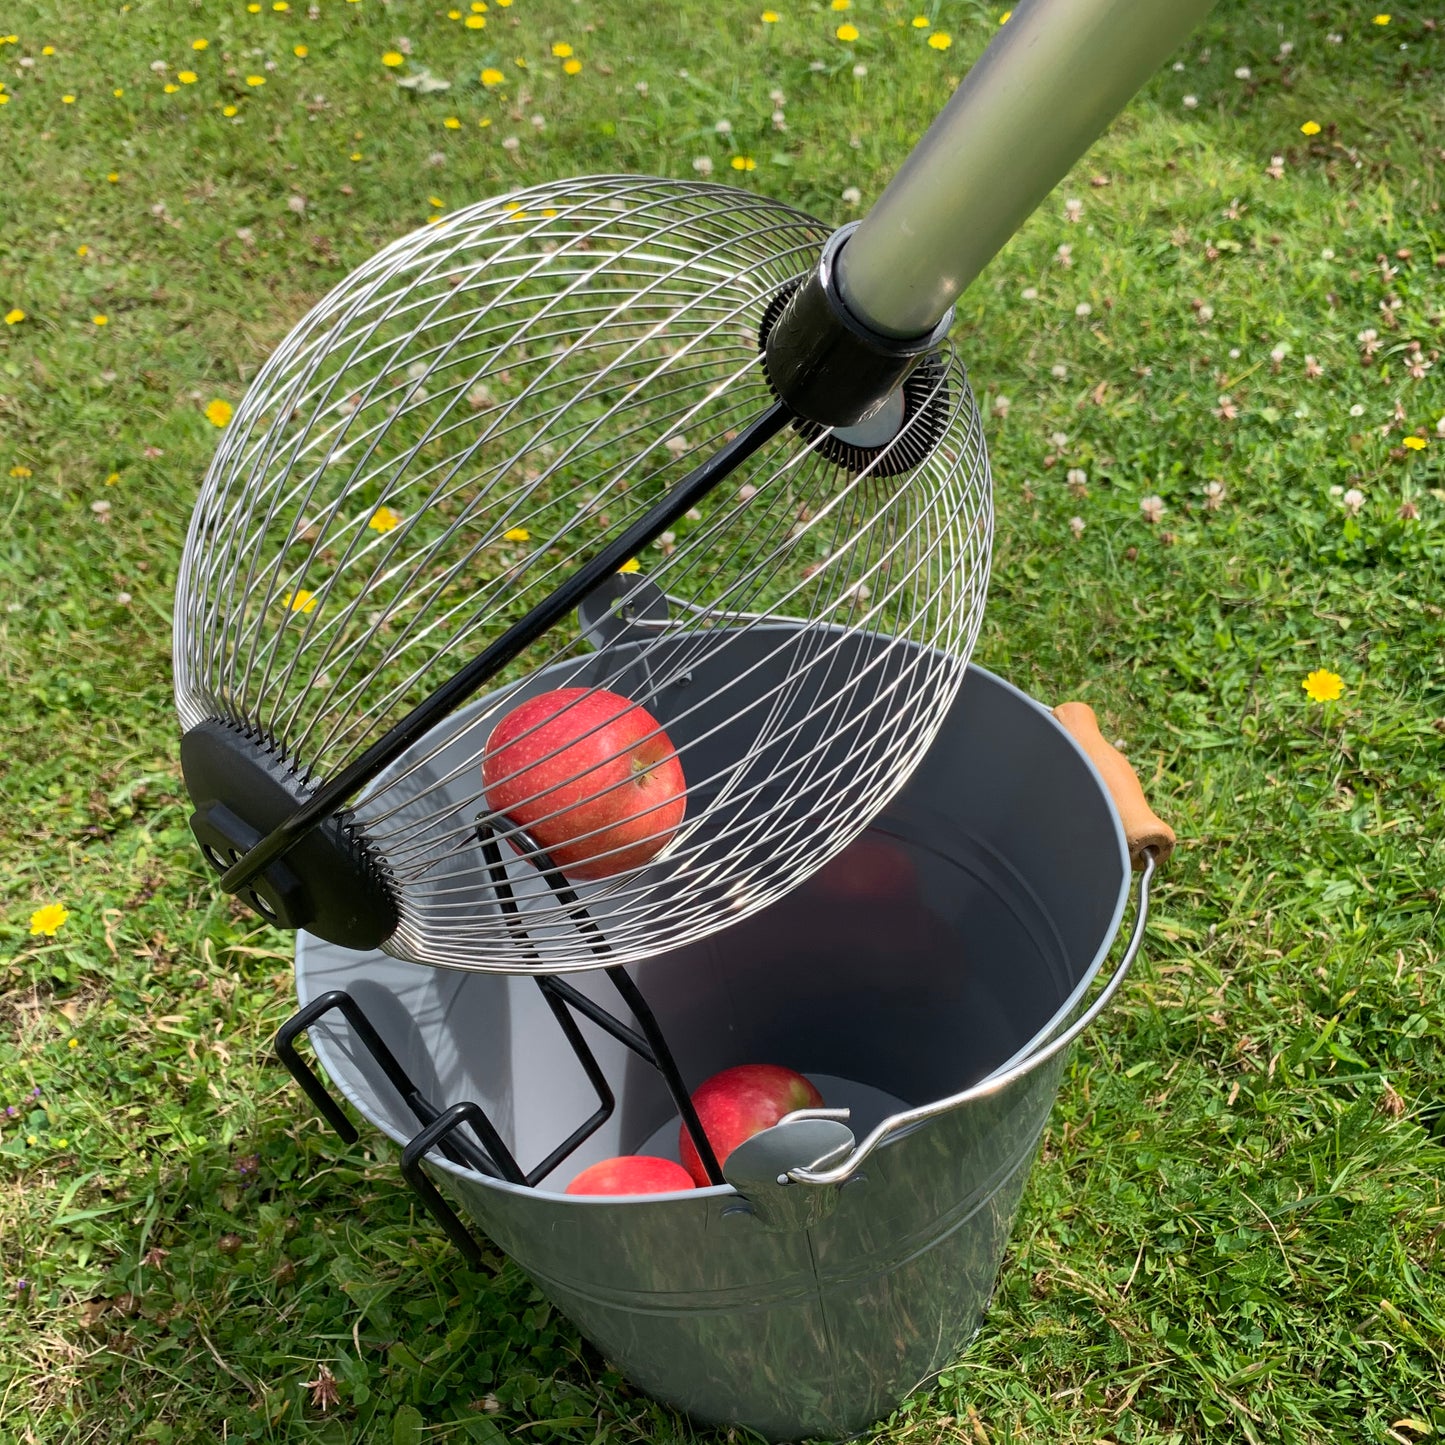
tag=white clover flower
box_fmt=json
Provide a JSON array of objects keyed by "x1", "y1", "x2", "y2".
[
  {"x1": 1140, "y1": 495, "x2": 1166, "y2": 523},
  {"x1": 1183, "y1": 94, "x2": 1199, "y2": 109},
  {"x1": 841, "y1": 185, "x2": 862, "y2": 206},
  {"x1": 1342, "y1": 488, "x2": 1365, "y2": 516},
  {"x1": 1069, "y1": 516, "x2": 1085, "y2": 538},
  {"x1": 692, "y1": 155, "x2": 714, "y2": 176}
]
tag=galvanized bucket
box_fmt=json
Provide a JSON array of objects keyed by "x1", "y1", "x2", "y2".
[{"x1": 285, "y1": 639, "x2": 1170, "y2": 1442}]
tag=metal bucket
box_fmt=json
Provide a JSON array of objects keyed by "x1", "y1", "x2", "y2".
[{"x1": 287, "y1": 638, "x2": 1168, "y2": 1442}]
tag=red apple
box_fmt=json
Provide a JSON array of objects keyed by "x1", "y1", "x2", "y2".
[
  {"x1": 678, "y1": 1064, "x2": 825, "y2": 1186},
  {"x1": 564, "y1": 1155, "x2": 697, "y2": 1196},
  {"x1": 481, "y1": 687, "x2": 686, "y2": 881}
]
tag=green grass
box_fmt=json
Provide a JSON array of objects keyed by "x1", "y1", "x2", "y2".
[{"x1": 2, "y1": 0, "x2": 1443, "y2": 1441}]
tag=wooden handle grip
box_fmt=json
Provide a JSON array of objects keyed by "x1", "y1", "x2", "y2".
[{"x1": 1052, "y1": 702, "x2": 1175, "y2": 870}]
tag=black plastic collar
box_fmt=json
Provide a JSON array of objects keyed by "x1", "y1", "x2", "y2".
[{"x1": 762, "y1": 224, "x2": 954, "y2": 430}]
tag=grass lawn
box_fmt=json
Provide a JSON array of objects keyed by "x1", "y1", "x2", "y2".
[{"x1": 2, "y1": 0, "x2": 1444, "y2": 1441}]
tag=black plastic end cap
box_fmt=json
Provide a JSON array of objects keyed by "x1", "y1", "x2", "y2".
[
  {"x1": 181, "y1": 719, "x2": 400, "y2": 951},
  {"x1": 762, "y1": 223, "x2": 954, "y2": 430}
]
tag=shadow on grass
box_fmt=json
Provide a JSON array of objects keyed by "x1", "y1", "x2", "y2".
[{"x1": 32, "y1": 1101, "x2": 739, "y2": 1445}]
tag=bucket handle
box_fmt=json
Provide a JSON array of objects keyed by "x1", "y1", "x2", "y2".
[
  {"x1": 785, "y1": 703, "x2": 1172, "y2": 1187},
  {"x1": 1051, "y1": 703, "x2": 1175, "y2": 869}
]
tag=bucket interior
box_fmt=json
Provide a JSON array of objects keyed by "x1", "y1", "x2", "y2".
[{"x1": 298, "y1": 663, "x2": 1129, "y2": 1194}]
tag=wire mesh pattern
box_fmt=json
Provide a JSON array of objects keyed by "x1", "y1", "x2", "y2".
[{"x1": 174, "y1": 176, "x2": 993, "y2": 972}]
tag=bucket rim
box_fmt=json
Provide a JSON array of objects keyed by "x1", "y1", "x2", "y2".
[{"x1": 294, "y1": 661, "x2": 1132, "y2": 1200}]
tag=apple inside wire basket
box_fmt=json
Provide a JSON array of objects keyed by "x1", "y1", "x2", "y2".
[{"x1": 481, "y1": 687, "x2": 687, "y2": 883}]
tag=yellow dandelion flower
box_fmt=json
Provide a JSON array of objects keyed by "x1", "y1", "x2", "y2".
[
  {"x1": 443, "y1": 115, "x2": 461, "y2": 128},
  {"x1": 1372, "y1": 12, "x2": 1390, "y2": 23},
  {"x1": 448, "y1": 7, "x2": 462, "y2": 17},
  {"x1": 10, "y1": 465, "x2": 32, "y2": 477},
  {"x1": 26, "y1": 1135, "x2": 37, "y2": 1146},
  {"x1": 382, "y1": 50, "x2": 404, "y2": 67},
  {"x1": 349, "y1": 150, "x2": 361, "y2": 159},
  {"x1": 248, "y1": 3, "x2": 261, "y2": 11},
  {"x1": 481, "y1": 66, "x2": 505, "y2": 85},
  {"x1": 4, "y1": 308, "x2": 26, "y2": 325},
  {"x1": 77, "y1": 244, "x2": 89, "y2": 256},
  {"x1": 761, "y1": 9, "x2": 780, "y2": 19},
  {"x1": 223, "y1": 104, "x2": 239, "y2": 116},
  {"x1": 106, "y1": 171, "x2": 119, "y2": 182},
  {"x1": 1300, "y1": 119, "x2": 1321, "y2": 135},
  {"x1": 274, "y1": 1, "x2": 290, "y2": 10},
  {"x1": 429, "y1": 195, "x2": 445, "y2": 207},
  {"x1": 68, "y1": 1038, "x2": 79, "y2": 1050},
  {"x1": 105, "y1": 472, "x2": 120, "y2": 485},
  {"x1": 193, "y1": 38, "x2": 209, "y2": 50},
  {"x1": 0, "y1": 95, "x2": 9, "y2": 106},
  {"x1": 178, "y1": 70, "x2": 198, "y2": 83},
  {"x1": 618, "y1": 557, "x2": 641, "y2": 574},
  {"x1": 1301, "y1": 669, "x2": 1343, "y2": 703},
  {"x1": 927, "y1": 30, "x2": 952, "y2": 49},
  {"x1": 294, "y1": 44, "x2": 308, "y2": 57},
  {"x1": 831, "y1": 0, "x2": 850, "y2": 8},
  {"x1": 245, "y1": 74, "x2": 265, "y2": 86},
  {"x1": 999, "y1": 8, "x2": 1012, "y2": 21},
  {"x1": 29, "y1": 903, "x2": 70, "y2": 937},
  {"x1": 42, "y1": 45, "x2": 55, "y2": 56},
  {"x1": 204, "y1": 398, "x2": 233, "y2": 427},
  {"x1": 551, "y1": 41, "x2": 573, "y2": 57},
  {"x1": 503, "y1": 526, "x2": 530, "y2": 542},
  {"x1": 911, "y1": 15, "x2": 930, "y2": 27},
  {"x1": 370, "y1": 505, "x2": 402, "y2": 532},
  {"x1": 284, "y1": 589, "x2": 319, "y2": 614},
  {"x1": 731, "y1": 155, "x2": 757, "y2": 171},
  {"x1": 163, "y1": 82, "x2": 179, "y2": 93},
  {"x1": 1403, "y1": 436, "x2": 1427, "y2": 450},
  {"x1": 61, "y1": 93, "x2": 76, "y2": 104},
  {"x1": 465, "y1": 14, "x2": 486, "y2": 27},
  {"x1": 113, "y1": 87, "x2": 123, "y2": 96},
  {"x1": 478, "y1": 117, "x2": 491, "y2": 126},
  {"x1": 92, "y1": 314, "x2": 108, "y2": 326},
  {"x1": 563, "y1": 57, "x2": 581, "y2": 74},
  {"x1": 472, "y1": 0, "x2": 488, "y2": 9},
  {"x1": 836, "y1": 22, "x2": 859, "y2": 41},
  {"x1": 496, "y1": 0, "x2": 512, "y2": 7}
]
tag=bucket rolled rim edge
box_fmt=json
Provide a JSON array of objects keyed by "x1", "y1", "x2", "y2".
[
  {"x1": 294, "y1": 662, "x2": 1133, "y2": 1198},
  {"x1": 964, "y1": 667, "x2": 1132, "y2": 1086}
]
